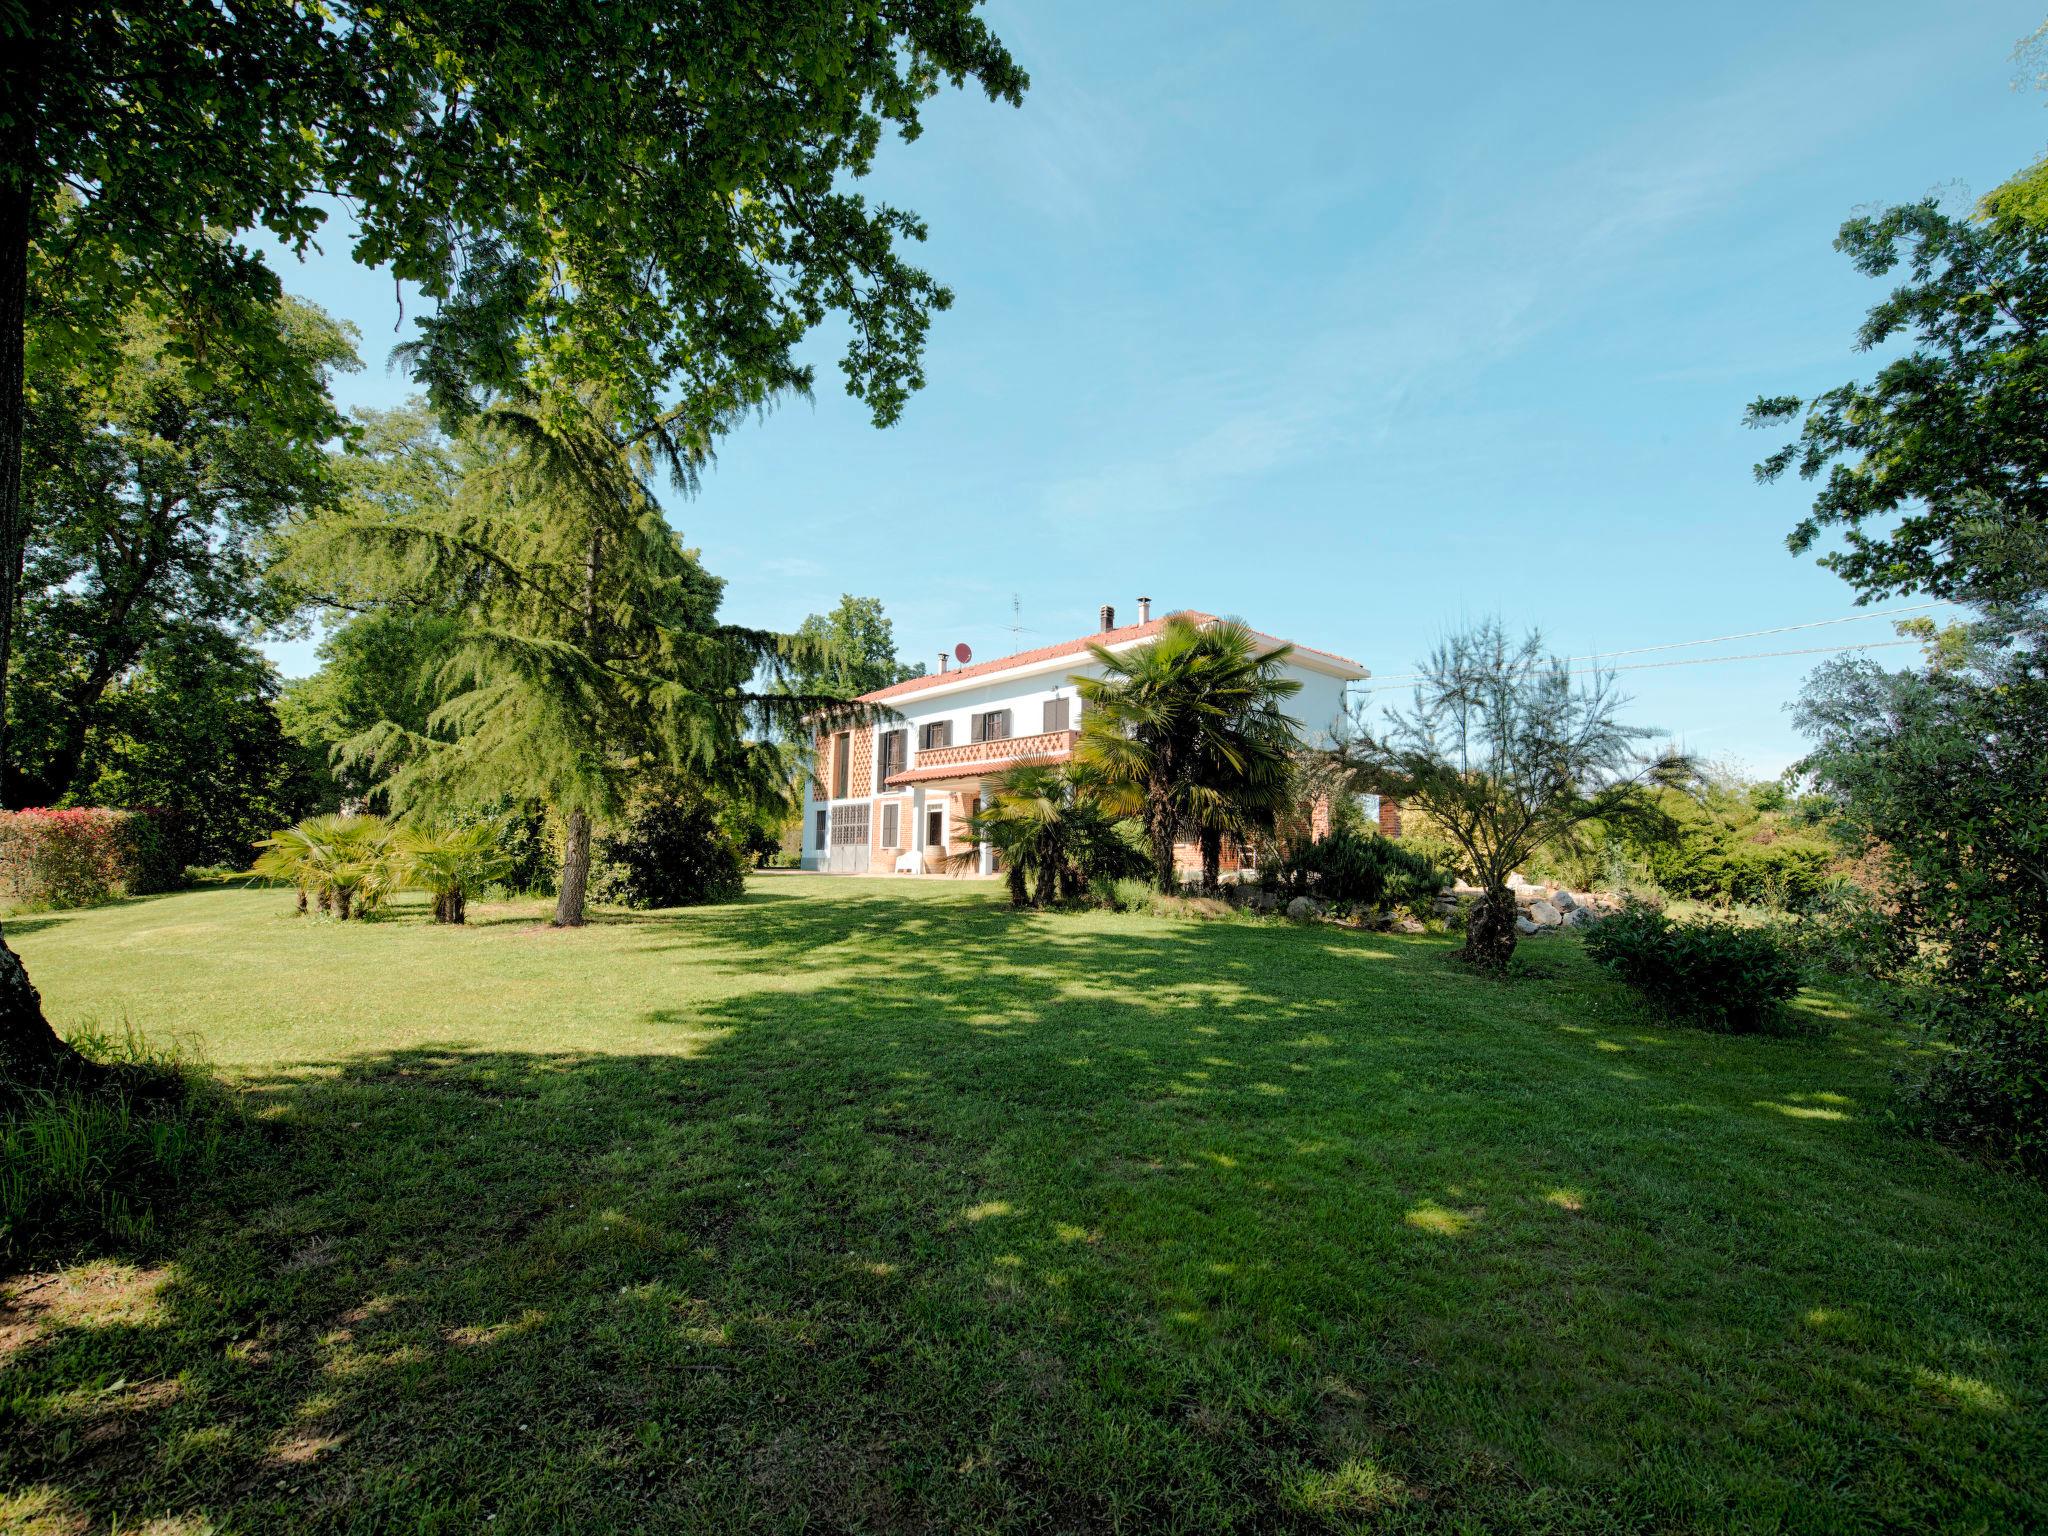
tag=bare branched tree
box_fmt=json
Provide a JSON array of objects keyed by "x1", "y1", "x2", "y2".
[{"x1": 1328, "y1": 620, "x2": 1692, "y2": 972}]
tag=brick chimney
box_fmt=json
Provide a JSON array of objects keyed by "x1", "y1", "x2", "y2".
[
  {"x1": 1137, "y1": 595, "x2": 1152, "y2": 623},
  {"x1": 1099, "y1": 603, "x2": 1116, "y2": 631}
]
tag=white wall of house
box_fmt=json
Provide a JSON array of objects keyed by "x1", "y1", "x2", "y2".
[{"x1": 799, "y1": 633, "x2": 1362, "y2": 872}]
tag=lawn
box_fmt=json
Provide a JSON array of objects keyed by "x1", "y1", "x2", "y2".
[{"x1": 2, "y1": 875, "x2": 2042, "y2": 1534}]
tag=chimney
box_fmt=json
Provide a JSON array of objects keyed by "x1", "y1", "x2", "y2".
[
  {"x1": 1099, "y1": 603, "x2": 1116, "y2": 631},
  {"x1": 1137, "y1": 595, "x2": 1152, "y2": 623},
  {"x1": 938, "y1": 651, "x2": 949, "y2": 673}
]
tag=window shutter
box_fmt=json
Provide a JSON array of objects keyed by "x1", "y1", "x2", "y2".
[
  {"x1": 1043, "y1": 698, "x2": 1069, "y2": 733},
  {"x1": 970, "y1": 713, "x2": 984, "y2": 744}
]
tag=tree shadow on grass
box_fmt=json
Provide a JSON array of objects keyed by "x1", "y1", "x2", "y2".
[{"x1": 3, "y1": 914, "x2": 2045, "y2": 1532}]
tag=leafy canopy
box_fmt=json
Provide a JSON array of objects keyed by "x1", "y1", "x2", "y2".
[
  {"x1": 783, "y1": 595, "x2": 926, "y2": 701},
  {"x1": 1747, "y1": 195, "x2": 2048, "y2": 603}
]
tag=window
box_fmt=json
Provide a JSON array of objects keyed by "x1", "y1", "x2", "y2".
[
  {"x1": 814, "y1": 808, "x2": 827, "y2": 849},
  {"x1": 881, "y1": 803, "x2": 900, "y2": 848},
  {"x1": 970, "y1": 708, "x2": 1011, "y2": 744},
  {"x1": 925, "y1": 805, "x2": 945, "y2": 849},
  {"x1": 877, "y1": 728, "x2": 907, "y2": 786},
  {"x1": 831, "y1": 731, "x2": 850, "y2": 799},
  {"x1": 1042, "y1": 697, "x2": 1070, "y2": 733},
  {"x1": 919, "y1": 720, "x2": 953, "y2": 751},
  {"x1": 830, "y1": 804, "x2": 871, "y2": 846}
]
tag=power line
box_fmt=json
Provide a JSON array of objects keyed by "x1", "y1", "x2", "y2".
[
  {"x1": 1352, "y1": 637, "x2": 1925, "y2": 694},
  {"x1": 1357, "y1": 603, "x2": 1949, "y2": 686}
]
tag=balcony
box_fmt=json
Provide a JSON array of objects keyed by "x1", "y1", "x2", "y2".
[{"x1": 887, "y1": 729, "x2": 1080, "y2": 785}]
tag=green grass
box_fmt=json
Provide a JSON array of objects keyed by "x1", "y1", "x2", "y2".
[{"x1": 1, "y1": 875, "x2": 2042, "y2": 1533}]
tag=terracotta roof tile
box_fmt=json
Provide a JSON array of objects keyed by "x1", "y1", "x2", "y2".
[{"x1": 858, "y1": 609, "x2": 1304, "y2": 704}]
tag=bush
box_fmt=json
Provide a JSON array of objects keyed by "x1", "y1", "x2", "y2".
[
  {"x1": 1584, "y1": 903, "x2": 1804, "y2": 1033},
  {"x1": 591, "y1": 782, "x2": 747, "y2": 908},
  {"x1": 1, "y1": 1028, "x2": 226, "y2": 1264},
  {"x1": 1270, "y1": 829, "x2": 1444, "y2": 916},
  {"x1": 0, "y1": 807, "x2": 187, "y2": 908}
]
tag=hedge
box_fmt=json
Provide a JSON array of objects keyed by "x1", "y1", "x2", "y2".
[{"x1": 0, "y1": 808, "x2": 187, "y2": 909}]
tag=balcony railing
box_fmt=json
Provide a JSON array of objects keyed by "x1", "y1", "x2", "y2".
[{"x1": 893, "y1": 729, "x2": 1079, "y2": 780}]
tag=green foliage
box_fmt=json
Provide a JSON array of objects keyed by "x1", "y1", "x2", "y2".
[
  {"x1": 65, "y1": 630, "x2": 320, "y2": 867},
  {"x1": 251, "y1": 814, "x2": 398, "y2": 921},
  {"x1": 1075, "y1": 616, "x2": 1303, "y2": 892},
  {"x1": 590, "y1": 783, "x2": 747, "y2": 910},
  {"x1": 12, "y1": 2, "x2": 1026, "y2": 446},
  {"x1": 1795, "y1": 613, "x2": 2048, "y2": 1170},
  {"x1": 971, "y1": 762, "x2": 1147, "y2": 907},
  {"x1": 1331, "y1": 620, "x2": 1691, "y2": 972},
  {"x1": 397, "y1": 823, "x2": 513, "y2": 924},
  {"x1": 1269, "y1": 829, "x2": 1444, "y2": 917},
  {"x1": 1584, "y1": 903, "x2": 1805, "y2": 1034},
  {"x1": 1748, "y1": 196, "x2": 2048, "y2": 603},
  {"x1": 12, "y1": 289, "x2": 354, "y2": 809},
  {"x1": 1, "y1": 1026, "x2": 224, "y2": 1265},
  {"x1": 781, "y1": 595, "x2": 926, "y2": 701},
  {"x1": 0, "y1": 807, "x2": 183, "y2": 909}
]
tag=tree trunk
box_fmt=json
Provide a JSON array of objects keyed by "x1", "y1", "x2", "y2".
[
  {"x1": 1005, "y1": 858, "x2": 1027, "y2": 908},
  {"x1": 336, "y1": 887, "x2": 353, "y2": 921},
  {"x1": 1462, "y1": 885, "x2": 1519, "y2": 974},
  {"x1": 1148, "y1": 784, "x2": 1175, "y2": 893},
  {"x1": 1199, "y1": 828, "x2": 1222, "y2": 896},
  {"x1": 0, "y1": 159, "x2": 31, "y2": 811},
  {"x1": 296, "y1": 887, "x2": 308, "y2": 915},
  {"x1": 0, "y1": 926, "x2": 93, "y2": 1094},
  {"x1": 554, "y1": 808, "x2": 591, "y2": 927},
  {"x1": 1, "y1": 162, "x2": 121, "y2": 1105}
]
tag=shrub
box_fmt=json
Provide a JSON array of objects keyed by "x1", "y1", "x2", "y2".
[
  {"x1": 0, "y1": 807, "x2": 187, "y2": 908},
  {"x1": 1270, "y1": 829, "x2": 1444, "y2": 916},
  {"x1": 591, "y1": 782, "x2": 747, "y2": 909},
  {"x1": 1584, "y1": 903, "x2": 1804, "y2": 1033},
  {"x1": 1, "y1": 1027, "x2": 227, "y2": 1264}
]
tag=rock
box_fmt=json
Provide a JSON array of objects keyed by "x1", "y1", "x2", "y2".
[
  {"x1": 1553, "y1": 890, "x2": 1578, "y2": 912},
  {"x1": 1285, "y1": 896, "x2": 1316, "y2": 922},
  {"x1": 1563, "y1": 906, "x2": 1597, "y2": 928},
  {"x1": 1394, "y1": 915, "x2": 1426, "y2": 934},
  {"x1": 1506, "y1": 872, "x2": 1532, "y2": 891},
  {"x1": 1514, "y1": 915, "x2": 1542, "y2": 935},
  {"x1": 1527, "y1": 899, "x2": 1563, "y2": 928}
]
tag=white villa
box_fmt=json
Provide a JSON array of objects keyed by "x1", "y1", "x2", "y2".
[{"x1": 800, "y1": 600, "x2": 1378, "y2": 876}]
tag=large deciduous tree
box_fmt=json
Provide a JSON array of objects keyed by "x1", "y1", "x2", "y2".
[
  {"x1": 1747, "y1": 190, "x2": 2048, "y2": 604},
  {"x1": 1331, "y1": 621, "x2": 1690, "y2": 974},
  {"x1": 1, "y1": 0, "x2": 1023, "y2": 1084},
  {"x1": 782, "y1": 595, "x2": 927, "y2": 701},
  {"x1": 12, "y1": 293, "x2": 354, "y2": 808}
]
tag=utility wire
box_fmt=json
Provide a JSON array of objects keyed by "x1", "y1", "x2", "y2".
[
  {"x1": 1352, "y1": 637, "x2": 1925, "y2": 694},
  {"x1": 1356, "y1": 603, "x2": 1948, "y2": 686}
]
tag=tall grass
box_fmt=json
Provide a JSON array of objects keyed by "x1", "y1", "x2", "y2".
[{"x1": 0, "y1": 1024, "x2": 226, "y2": 1266}]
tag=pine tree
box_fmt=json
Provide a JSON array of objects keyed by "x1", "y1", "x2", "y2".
[{"x1": 300, "y1": 394, "x2": 849, "y2": 926}]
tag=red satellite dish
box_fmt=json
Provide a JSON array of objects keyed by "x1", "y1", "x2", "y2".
[{"x1": 954, "y1": 642, "x2": 973, "y2": 664}]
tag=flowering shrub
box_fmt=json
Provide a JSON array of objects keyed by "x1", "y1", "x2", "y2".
[{"x1": 0, "y1": 808, "x2": 186, "y2": 908}]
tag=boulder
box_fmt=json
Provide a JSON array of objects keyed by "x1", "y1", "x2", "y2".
[
  {"x1": 1527, "y1": 899, "x2": 1563, "y2": 927},
  {"x1": 1506, "y1": 871, "x2": 1533, "y2": 891},
  {"x1": 1553, "y1": 889, "x2": 1579, "y2": 912},
  {"x1": 1286, "y1": 895, "x2": 1316, "y2": 922},
  {"x1": 1563, "y1": 906, "x2": 1597, "y2": 928},
  {"x1": 1514, "y1": 915, "x2": 1542, "y2": 935},
  {"x1": 1394, "y1": 915, "x2": 1427, "y2": 934}
]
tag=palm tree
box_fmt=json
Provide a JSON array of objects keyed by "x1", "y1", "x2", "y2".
[
  {"x1": 1074, "y1": 617, "x2": 1303, "y2": 893},
  {"x1": 398, "y1": 822, "x2": 512, "y2": 924},
  {"x1": 971, "y1": 761, "x2": 1146, "y2": 906},
  {"x1": 251, "y1": 823, "x2": 322, "y2": 914}
]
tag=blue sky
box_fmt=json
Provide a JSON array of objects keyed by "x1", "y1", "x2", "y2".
[{"x1": 262, "y1": 0, "x2": 2046, "y2": 775}]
